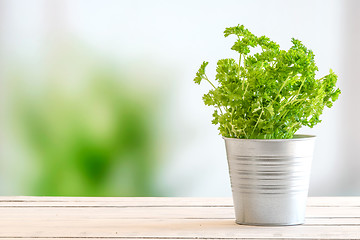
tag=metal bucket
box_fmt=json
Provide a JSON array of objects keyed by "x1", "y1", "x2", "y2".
[{"x1": 223, "y1": 135, "x2": 316, "y2": 226}]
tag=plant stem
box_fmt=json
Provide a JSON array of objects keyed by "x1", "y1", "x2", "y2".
[
  {"x1": 204, "y1": 74, "x2": 217, "y2": 89},
  {"x1": 279, "y1": 98, "x2": 306, "y2": 112},
  {"x1": 250, "y1": 109, "x2": 263, "y2": 137},
  {"x1": 204, "y1": 74, "x2": 224, "y2": 115},
  {"x1": 243, "y1": 80, "x2": 249, "y2": 99},
  {"x1": 278, "y1": 77, "x2": 306, "y2": 112}
]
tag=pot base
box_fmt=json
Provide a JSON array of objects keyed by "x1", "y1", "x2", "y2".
[{"x1": 235, "y1": 221, "x2": 304, "y2": 226}]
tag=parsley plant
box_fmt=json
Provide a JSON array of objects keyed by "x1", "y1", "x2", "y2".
[{"x1": 194, "y1": 25, "x2": 341, "y2": 139}]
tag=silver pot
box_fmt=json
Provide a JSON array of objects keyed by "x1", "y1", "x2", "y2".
[{"x1": 223, "y1": 135, "x2": 316, "y2": 226}]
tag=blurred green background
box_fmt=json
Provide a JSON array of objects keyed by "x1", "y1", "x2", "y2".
[
  {"x1": 7, "y1": 48, "x2": 165, "y2": 196},
  {"x1": 12, "y1": 67, "x2": 159, "y2": 196}
]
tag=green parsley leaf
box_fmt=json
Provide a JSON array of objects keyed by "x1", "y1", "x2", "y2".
[{"x1": 194, "y1": 25, "x2": 341, "y2": 139}]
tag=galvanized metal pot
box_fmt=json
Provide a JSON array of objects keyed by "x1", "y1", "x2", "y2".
[{"x1": 223, "y1": 135, "x2": 316, "y2": 226}]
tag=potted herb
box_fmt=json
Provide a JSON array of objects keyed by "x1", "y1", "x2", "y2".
[{"x1": 194, "y1": 25, "x2": 341, "y2": 225}]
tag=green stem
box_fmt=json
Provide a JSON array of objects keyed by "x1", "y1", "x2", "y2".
[
  {"x1": 243, "y1": 129, "x2": 248, "y2": 138},
  {"x1": 243, "y1": 81, "x2": 249, "y2": 100},
  {"x1": 296, "y1": 78, "x2": 305, "y2": 96},
  {"x1": 279, "y1": 98, "x2": 306, "y2": 112},
  {"x1": 239, "y1": 54, "x2": 242, "y2": 68},
  {"x1": 204, "y1": 74, "x2": 217, "y2": 89},
  {"x1": 278, "y1": 77, "x2": 306, "y2": 112},
  {"x1": 203, "y1": 74, "x2": 224, "y2": 115},
  {"x1": 250, "y1": 109, "x2": 263, "y2": 137},
  {"x1": 274, "y1": 75, "x2": 291, "y2": 101}
]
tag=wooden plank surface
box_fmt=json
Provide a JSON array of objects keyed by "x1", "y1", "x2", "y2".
[{"x1": 0, "y1": 197, "x2": 359, "y2": 239}]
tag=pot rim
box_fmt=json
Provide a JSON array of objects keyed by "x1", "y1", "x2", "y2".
[{"x1": 223, "y1": 134, "x2": 316, "y2": 142}]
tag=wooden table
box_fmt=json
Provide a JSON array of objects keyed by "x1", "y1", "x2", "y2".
[{"x1": 0, "y1": 197, "x2": 359, "y2": 239}]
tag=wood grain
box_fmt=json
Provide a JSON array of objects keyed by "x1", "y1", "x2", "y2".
[{"x1": 0, "y1": 197, "x2": 359, "y2": 239}]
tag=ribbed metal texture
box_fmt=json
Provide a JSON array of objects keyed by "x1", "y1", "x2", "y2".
[{"x1": 224, "y1": 135, "x2": 315, "y2": 226}]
